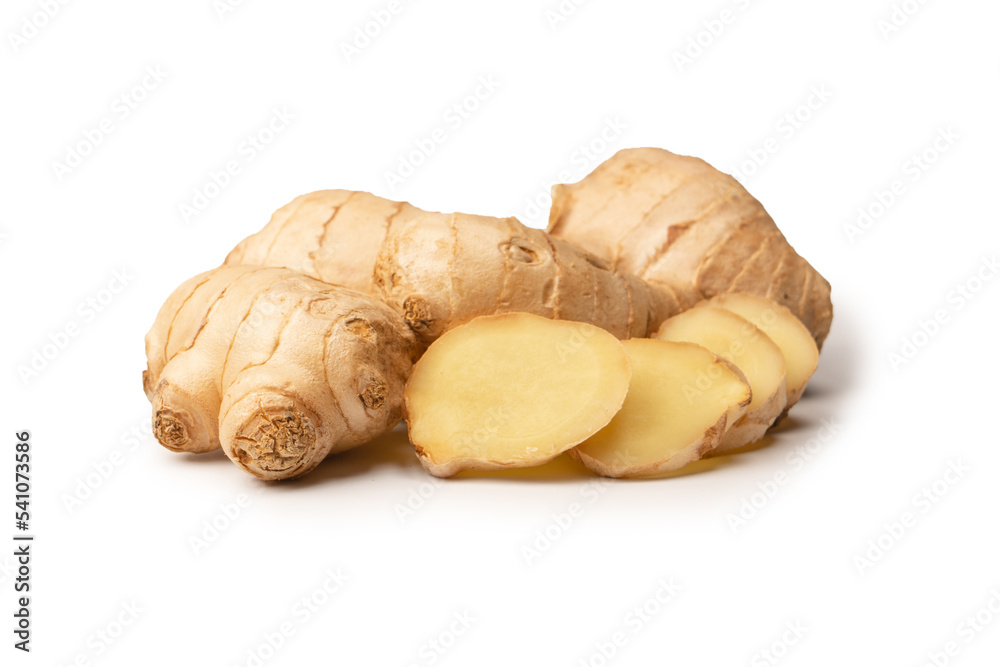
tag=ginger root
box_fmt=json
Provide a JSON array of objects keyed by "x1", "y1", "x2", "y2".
[
  {"x1": 145, "y1": 146, "x2": 833, "y2": 481},
  {"x1": 548, "y1": 147, "x2": 833, "y2": 347},
  {"x1": 224, "y1": 190, "x2": 677, "y2": 345},
  {"x1": 224, "y1": 190, "x2": 434, "y2": 295},
  {"x1": 572, "y1": 339, "x2": 751, "y2": 478},
  {"x1": 143, "y1": 266, "x2": 417, "y2": 479},
  {"x1": 404, "y1": 314, "x2": 631, "y2": 477},
  {"x1": 372, "y1": 211, "x2": 675, "y2": 345}
]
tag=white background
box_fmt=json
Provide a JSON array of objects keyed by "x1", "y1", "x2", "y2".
[{"x1": 2, "y1": 0, "x2": 999, "y2": 665}]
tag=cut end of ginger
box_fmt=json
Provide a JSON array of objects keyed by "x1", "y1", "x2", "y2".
[
  {"x1": 404, "y1": 313, "x2": 632, "y2": 477},
  {"x1": 573, "y1": 339, "x2": 751, "y2": 478},
  {"x1": 700, "y1": 293, "x2": 819, "y2": 408},
  {"x1": 655, "y1": 306, "x2": 786, "y2": 452}
]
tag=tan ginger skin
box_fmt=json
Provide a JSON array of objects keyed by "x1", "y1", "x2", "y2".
[
  {"x1": 143, "y1": 147, "x2": 832, "y2": 479},
  {"x1": 547, "y1": 147, "x2": 833, "y2": 347},
  {"x1": 143, "y1": 266, "x2": 418, "y2": 480},
  {"x1": 226, "y1": 189, "x2": 676, "y2": 344}
]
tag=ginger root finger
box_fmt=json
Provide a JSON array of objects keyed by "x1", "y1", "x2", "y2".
[
  {"x1": 143, "y1": 266, "x2": 417, "y2": 478},
  {"x1": 143, "y1": 265, "x2": 263, "y2": 403},
  {"x1": 655, "y1": 306, "x2": 786, "y2": 452},
  {"x1": 547, "y1": 147, "x2": 833, "y2": 347},
  {"x1": 699, "y1": 292, "x2": 819, "y2": 409},
  {"x1": 374, "y1": 213, "x2": 675, "y2": 345},
  {"x1": 144, "y1": 266, "x2": 294, "y2": 452},
  {"x1": 404, "y1": 313, "x2": 631, "y2": 478},
  {"x1": 572, "y1": 339, "x2": 751, "y2": 478},
  {"x1": 217, "y1": 284, "x2": 416, "y2": 479},
  {"x1": 224, "y1": 190, "x2": 429, "y2": 294}
]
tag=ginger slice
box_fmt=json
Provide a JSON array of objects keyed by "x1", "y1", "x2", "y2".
[
  {"x1": 655, "y1": 307, "x2": 786, "y2": 452},
  {"x1": 699, "y1": 293, "x2": 819, "y2": 409},
  {"x1": 573, "y1": 339, "x2": 751, "y2": 477},
  {"x1": 404, "y1": 313, "x2": 632, "y2": 477}
]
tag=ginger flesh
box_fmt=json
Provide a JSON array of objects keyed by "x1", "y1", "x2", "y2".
[
  {"x1": 573, "y1": 339, "x2": 751, "y2": 478},
  {"x1": 655, "y1": 306, "x2": 787, "y2": 452},
  {"x1": 404, "y1": 313, "x2": 631, "y2": 477},
  {"x1": 700, "y1": 293, "x2": 819, "y2": 408}
]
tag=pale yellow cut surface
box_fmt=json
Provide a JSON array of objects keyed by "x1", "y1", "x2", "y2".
[
  {"x1": 574, "y1": 339, "x2": 750, "y2": 477},
  {"x1": 655, "y1": 307, "x2": 787, "y2": 452},
  {"x1": 405, "y1": 313, "x2": 632, "y2": 477},
  {"x1": 700, "y1": 293, "x2": 819, "y2": 407}
]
